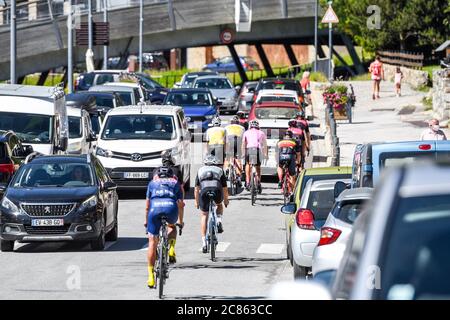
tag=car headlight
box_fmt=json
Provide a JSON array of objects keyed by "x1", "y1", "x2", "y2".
[
  {"x1": 96, "y1": 147, "x2": 111, "y2": 158},
  {"x1": 81, "y1": 195, "x2": 97, "y2": 209},
  {"x1": 1, "y1": 197, "x2": 19, "y2": 214}
]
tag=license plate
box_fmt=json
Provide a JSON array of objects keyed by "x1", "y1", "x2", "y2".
[
  {"x1": 124, "y1": 172, "x2": 149, "y2": 179},
  {"x1": 31, "y1": 219, "x2": 64, "y2": 227}
]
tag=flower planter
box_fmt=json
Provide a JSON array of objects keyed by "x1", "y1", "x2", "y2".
[{"x1": 333, "y1": 106, "x2": 348, "y2": 120}]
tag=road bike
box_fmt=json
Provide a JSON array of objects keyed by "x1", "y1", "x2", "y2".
[
  {"x1": 249, "y1": 162, "x2": 259, "y2": 206},
  {"x1": 154, "y1": 216, "x2": 182, "y2": 299},
  {"x1": 205, "y1": 192, "x2": 219, "y2": 261},
  {"x1": 227, "y1": 156, "x2": 240, "y2": 196},
  {"x1": 280, "y1": 163, "x2": 292, "y2": 205}
]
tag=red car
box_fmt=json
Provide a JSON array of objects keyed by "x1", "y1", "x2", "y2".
[{"x1": 248, "y1": 101, "x2": 301, "y2": 122}]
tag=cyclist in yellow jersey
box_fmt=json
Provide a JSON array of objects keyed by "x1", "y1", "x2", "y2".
[
  {"x1": 205, "y1": 117, "x2": 226, "y2": 166},
  {"x1": 224, "y1": 116, "x2": 245, "y2": 180}
]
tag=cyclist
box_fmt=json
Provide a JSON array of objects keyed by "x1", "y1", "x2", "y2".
[
  {"x1": 241, "y1": 119, "x2": 268, "y2": 194},
  {"x1": 295, "y1": 110, "x2": 311, "y2": 154},
  {"x1": 205, "y1": 117, "x2": 226, "y2": 166},
  {"x1": 194, "y1": 155, "x2": 229, "y2": 253},
  {"x1": 276, "y1": 130, "x2": 302, "y2": 190},
  {"x1": 156, "y1": 150, "x2": 185, "y2": 264},
  {"x1": 145, "y1": 166, "x2": 183, "y2": 288},
  {"x1": 236, "y1": 111, "x2": 249, "y2": 130},
  {"x1": 287, "y1": 119, "x2": 306, "y2": 170},
  {"x1": 224, "y1": 116, "x2": 245, "y2": 183}
]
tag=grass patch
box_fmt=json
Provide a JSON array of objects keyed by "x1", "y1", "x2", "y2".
[
  {"x1": 423, "y1": 65, "x2": 440, "y2": 80},
  {"x1": 308, "y1": 72, "x2": 328, "y2": 82},
  {"x1": 416, "y1": 84, "x2": 431, "y2": 93}
]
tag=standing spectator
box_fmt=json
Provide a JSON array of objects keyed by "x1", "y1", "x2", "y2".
[
  {"x1": 369, "y1": 55, "x2": 384, "y2": 100},
  {"x1": 420, "y1": 119, "x2": 447, "y2": 141},
  {"x1": 300, "y1": 71, "x2": 311, "y2": 105},
  {"x1": 394, "y1": 67, "x2": 404, "y2": 97}
]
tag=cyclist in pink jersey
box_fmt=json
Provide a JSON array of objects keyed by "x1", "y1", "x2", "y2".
[{"x1": 241, "y1": 120, "x2": 268, "y2": 193}]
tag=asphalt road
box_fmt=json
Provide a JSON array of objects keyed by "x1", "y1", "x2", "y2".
[{"x1": 0, "y1": 114, "x2": 317, "y2": 300}]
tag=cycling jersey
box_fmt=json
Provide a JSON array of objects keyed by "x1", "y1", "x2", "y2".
[
  {"x1": 206, "y1": 127, "x2": 226, "y2": 145},
  {"x1": 288, "y1": 127, "x2": 305, "y2": 142},
  {"x1": 195, "y1": 165, "x2": 227, "y2": 212},
  {"x1": 296, "y1": 119, "x2": 310, "y2": 133},
  {"x1": 243, "y1": 128, "x2": 266, "y2": 149},
  {"x1": 225, "y1": 124, "x2": 245, "y2": 137},
  {"x1": 277, "y1": 138, "x2": 301, "y2": 154}
]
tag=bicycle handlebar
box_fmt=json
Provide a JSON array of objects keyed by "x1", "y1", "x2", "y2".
[{"x1": 176, "y1": 223, "x2": 184, "y2": 236}]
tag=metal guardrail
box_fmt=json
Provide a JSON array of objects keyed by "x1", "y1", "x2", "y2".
[{"x1": 0, "y1": 0, "x2": 166, "y2": 26}]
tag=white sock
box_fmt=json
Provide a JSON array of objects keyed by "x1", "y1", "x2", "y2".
[
  {"x1": 202, "y1": 236, "x2": 207, "y2": 246},
  {"x1": 217, "y1": 215, "x2": 223, "y2": 223}
]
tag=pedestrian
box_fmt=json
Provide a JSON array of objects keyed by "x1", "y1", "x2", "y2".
[
  {"x1": 420, "y1": 119, "x2": 447, "y2": 141},
  {"x1": 394, "y1": 67, "x2": 403, "y2": 97},
  {"x1": 300, "y1": 71, "x2": 311, "y2": 105},
  {"x1": 368, "y1": 55, "x2": 384, "y2": 100}
]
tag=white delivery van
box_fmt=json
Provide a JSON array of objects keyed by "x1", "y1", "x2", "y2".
[
  {"x1": 95, "y1": 105, "x2": 191, "y2": 189},
  {"x1": 67, "y1": 106, "x2": 96, "y2": 154},
  {"x1": 0, "y1": 84, "x2": 68, "y2": 155}
]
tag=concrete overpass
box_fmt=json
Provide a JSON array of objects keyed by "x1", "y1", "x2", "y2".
[{"x1": 0, "y1": 0, "x2": 363, "y2": 82}]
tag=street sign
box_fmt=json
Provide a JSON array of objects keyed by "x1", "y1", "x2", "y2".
[
  {"x1": 75, "y1": 22, "x2": 110, "y2": 46},
  {"x1": 220, "y1": 29, "x2": 234, "y2": 44},
  {"x1": 321, "y1": 6, "x2": 339, "y2": 24}
]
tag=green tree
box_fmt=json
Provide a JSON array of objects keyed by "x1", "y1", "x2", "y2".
[{"x1": 325, "y1": 0, "x2": 450, "y2": 53}]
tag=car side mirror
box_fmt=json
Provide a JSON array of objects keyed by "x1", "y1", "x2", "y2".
[
  {"x1": 235, "y1": 86, "x2": 241, "y2": 92},
  {"x1": 0, "y1": 183, "x2": 7, "y2": 193},
  {"x1": 103, "y1": 181, "x2": 117, "y2": 191},
  {"x1": 281, "y1": 203, "x2": 296, "y2": 215}
]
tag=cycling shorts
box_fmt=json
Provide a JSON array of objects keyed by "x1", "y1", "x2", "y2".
[
  {"x1": 245, "y1": 147, "x2": 262, "y2": 166},
  {"x1": 226, "y1": 135, "x2": 242, "y2": 159},
  {"x1": 199, "y1": 187, "x2": 223, "y2": 212},
  {"x1": 147, "y1": 198, "x2": 178, "y2": 236},
  {"x1": 207, "y1": 144, "x2": 225, "y2": 164},
  {"x1": 278, "y1": 153, "x2": 296, "y2": 176}
]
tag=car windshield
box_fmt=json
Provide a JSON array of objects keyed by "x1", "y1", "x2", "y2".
[
  {"x1": 333, "y1": 200, "x2": 365, "y2": 224},
  {"x1": 194, "y1": 78, "x2": 232, "y2": 89},
  {"x1": 0, "y1": 112, "x2": 52, "y2": 144},
  {"x1": 165, "y1": 92, "x2": 212, "y2": 106},
  {"x1": 307, "y1": 188, "x2": 336, "y2": 220},
  {"x1": 183, "y1": 75, "x2": 199, "y2": 87},
  {"x1": 12, "y1": 163, "x2": 94, "y2": 188},
  {"x1": 101, "y1": 115, "x2": 176, "y2": 140},
  {"x1": 93, "y1": 95, "x2": 115, "y2": 108},
  {"x1": 259, "y1": 96, "x2": 297, "y2": 103},
  {"x1": 255, "y1": 107, "x2": 297, "y2": 120},
  {"x1": 380, "y1": 194, "x2": 450, "y2": 300},
  {"x1": 380, "y1": 151, "x2": 450, "y2": 169},
  {"x1": 261, "y1": 81, "x2": 299, "y2": 91},
  {"x1": 301, "y1": 174, "x2": 352, "y2": 196},
  {"x1": 68, "y1": 116, "x2": 82, "y2": 139}
]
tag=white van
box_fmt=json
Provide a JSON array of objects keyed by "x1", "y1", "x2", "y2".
[
  {"x1": 0, "y1": 84, "x2": 68, "y2": 155},
  {"x1": 67, "y1": 106, "x2": 96, "y2": 154},
  {"x1": 95, "y1": 105, "x2": 191, "y2": 189}
]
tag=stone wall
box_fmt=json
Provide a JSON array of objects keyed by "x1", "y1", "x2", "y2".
[
  {"x1": 432, "y1": 68, "x2": 450, "y2": 122},
  {"x1": 383, "y1": 64, "x2": 429, "y2": 89}
]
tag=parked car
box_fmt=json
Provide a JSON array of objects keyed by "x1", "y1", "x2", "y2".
[
  {"x1": 75, "y1": 71, "x2": 168, "y2": 104},
  {"x1": 174, "y1": 71, "x2": 219, "y2": 88},
  {"x1": 67, "y1": 106, "x2": 96, "y2": 154},
  {"x1": 236, "y1": 81, "x2": 258, "y2": 113},
  {"x1": 351, "y1": 141, "x2": 450, "y2": 188},
  {"x1": 247, "y1": 101, "x2": 301, "y2": 175},
  {"x1": 253, "y1": 78, "x2": 304, "y2": 105},
  {"x1": 312, "y1": 187, "x2": 372, "y2": 276},
  {"x1": 254, "y1": 89, "x2": 300, "y2": 105},
  {"x1": 95, "y1": 105, "x2": 191, "y2": 189},
  {"x1": 302, "y1": 161, "x2": 450, "y2": 299},
  {"x1": 192, "y1": 75, "x2": 238, "y2": 113},
  {"x1": 282, "y1": 178, "x2": 351, "y2": 279},
  {"x1": 88, "y1": 83, "x2": 144, "y2": 106},
  {"x1": 203, "y1": 56, "x2": 260, "y2": 73},
  {"x1": 163, "y1": 88, "x2": 219, "y2": 136},
  {"x1": 75, "y1": 91, "x2": 125, "y2": 110},
  {"x1": 0, "y1": 154, "x2": 119, "y2": 252},
  {"x1": 285, "y1": 166, "x2": 352, "y2": 266}
]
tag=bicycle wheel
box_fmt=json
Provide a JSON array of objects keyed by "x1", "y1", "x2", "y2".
[
  {"x1": 209, "y1": 202, "x2": 216, "y2": 261},
  {"x1": 230, "y1": 166, "x2": 236, "y2": 196},
  {"x1": 251, "y1": 172, "x2": 256, "y2": 206},
  {"x1": 157, "y1": 238, "x2": 165, "y2": 299},
  {"x1": 283, "y1": 173, "x2": 289, "y2": 205}
]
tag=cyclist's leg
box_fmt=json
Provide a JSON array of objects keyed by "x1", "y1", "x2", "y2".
[
  {"x1": 214, "y1": 189, "x2": 224, "y2": 233},
  {"x1": 288, "y1": 156, "x2": 296, "y2": 190},
  {"x1": 244, "y1": 150, "x2": 251, "y2": 187},
  {"x1": 198, "y1": 189, "x2": 210, "y2": 252},
  {"x1": 166, "y1": 203, "x2": 179, "y2": 263},
  {"x1": 146, "y1": 209, "x2": 162, "y2": 287}
]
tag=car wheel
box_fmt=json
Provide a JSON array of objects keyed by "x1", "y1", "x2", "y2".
[
  {"x1": 0, "y1": 240, "x2": 14, "y2": 252},
  {"x1": 293, "y1": 263, "x2": 308, "y2": 280},
  {"x1": 91, "y1": 214, "x2": 106, "y2": 251},
  {"x1": 105, "y1": 208, "x2": 118, "y2": 242}
]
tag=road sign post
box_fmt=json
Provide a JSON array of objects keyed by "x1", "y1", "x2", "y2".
[{"x1": 321, "y1": 1, "x2": 339, "y2": 80}]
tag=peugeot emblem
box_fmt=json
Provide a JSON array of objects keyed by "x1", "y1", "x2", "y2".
[
  {"x1": 44, "y1": 206, "x2": 51, "y2": 214},
  {"x1": 131, "y1": 153, "x2": 143, "y2": 162}
]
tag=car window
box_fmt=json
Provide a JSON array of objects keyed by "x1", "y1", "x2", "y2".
[
  {"x1": 255, "y1": 107, "x2": 297, "y2": 120},
  {"x1": 378, "y1": 194, "x2": 450, "y2": 300},
  {"x1": 0, "y1": 142, "x2": 6, "y2": 158},
  {"x1": 68, "y1": 116, "x2": 82, "y2": 139},
  {"x1": 94, "y1": 95, "x2": 115, "y2": 108},
  {"x1": 300, "y1": 174, "x2": 352, "y2": 199},
  {"x1": 165, "y1": 92, "x2": 212, "y2": 106},
  {"x1": 0, "y1": 112, "x2": 53, "y2": 144},
  {"x1": 95, "y1": 74, "x2": 115, "y2": 85},
  {"x1": 90, "y1": 115, "x2": 101, "y2": 135},
  {"x1": 194, "y1": 78, "x2": 232, "y2": 89},
  {"x1": 306, "y1": 188, "x2": 335, "y2": 220},
  {"x1": 93, "y1": 159, "x2": 108, "y2": 185},
  {"x1": 380, "y1": 151, "x2": 450, "y2": 169},
  {"x1": 81, "y1": 73, "x2": 95, "y2": 88},
  {"x1": 333, "y1": 200, "x2": 365, "y2": 224},
  {"x1": 118, "y1": 92, "x2": 133, "y2": 105}
]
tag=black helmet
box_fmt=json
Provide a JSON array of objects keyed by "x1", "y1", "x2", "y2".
[
  {"x1": 230, "y1": 116, "x2": 240, "y2": 124},
  {"x1": 236, "y1": 111, "x2": 246, "y2": 119},
  {"x1": 288, "y1": 119, "x2": 297, "y2": 128},
  {"x1": 296, "y1": 110, "x2": 306, "y2": 119},
  {"x1": 156, "y1": 166, "x2": 174, "y2": 178},
  {"x1": 161, "y1": 150, "x2": 174, "y2": 166},
  {"x1": 284, "y1": 130, "x2": 294, "y2": 138}
]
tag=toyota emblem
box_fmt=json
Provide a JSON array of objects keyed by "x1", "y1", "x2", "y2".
[{"x1": 131, "y1": 153, "x2": 143, "y2": 162}]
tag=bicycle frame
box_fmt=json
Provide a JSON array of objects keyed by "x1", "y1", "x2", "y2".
[
  {"x1": 205, "y1": 194, "x2": 218, "y2": 261},
  {"x1": 156, "y1": 216, "x2": 169, "y2": 298}
]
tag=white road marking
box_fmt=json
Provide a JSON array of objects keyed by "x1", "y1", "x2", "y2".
[
  {"x1": 198, "y1": 241, "x2": 231, "y2": 252},
  {"x1": 256, "y1": 243, "x2": 285, "y2": 255}
]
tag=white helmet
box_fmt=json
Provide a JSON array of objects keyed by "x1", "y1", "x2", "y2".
[
  {"x1": 204, "y1": 154, "x2": 219, "y2": 166},
  {"x1": 249, "y1": 119, "x2": 260, "y2": 129},
  {"x1": 212, "y1": 117, "x2": 221, "y2": 127}
]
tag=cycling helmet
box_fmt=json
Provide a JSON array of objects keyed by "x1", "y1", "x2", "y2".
[
  {"x1": 161, "y1": 150, "x2": 175, "y2": 166},
  {"x1": 288, "y1": 119, "x2": 297, "y2": 128},
  {"x1": 156, "y1": 166, "x2": 174, "y2": 178},
  {"x1": 212, "y1": 117, "x2": 221, "y2": 127},
  {"x1": 230, "y1": 116, "x2": 240, "y2": 124},
  {"x1": 284, "y1": 130, "x2": 294, "y2": 138},
  {"x1": 296, "y1": 110, "x2": 306, "y2": 119},
  {"x1": 204, "y1": 154, "x2": 219, "y2": 166},
  {"x1": 249, "y1": 119, "x2": 260, "y2": 129},
  {"x1": 236, "y1": 111, "x2": 246, "y2": 119}
]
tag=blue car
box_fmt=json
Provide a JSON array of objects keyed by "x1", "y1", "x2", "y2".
[
  {"x1": 351, "y1": 140, "x2": 450, "y2": 188},
  {"x1": 163, "y1": 89, "x2": 219, "y2": 134},
  {"x1": 203, "y1": 56, "x2": 260, "y2": 73}
]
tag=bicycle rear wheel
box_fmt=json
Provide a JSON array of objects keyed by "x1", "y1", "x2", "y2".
[
  {"x1": 209, "y1": 202, "x2": 216, "y2": 261},
  {"x1": 251, "y1": 172, "x2": 256, "y2": 206},
  {"x1": 229, "y1": 166, "x2": 236, "y2": 196},
  {"x1": 157, "y1": 240, "x2": 165, "y2": 298},
  {"x1": 283, "y1": 173, "x2": 290, "y2": 205}
]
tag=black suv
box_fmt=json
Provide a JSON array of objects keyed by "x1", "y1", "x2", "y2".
[
  {"x1": 0, "y1": 131, "x2": 33, "y2": 192},
  {"x1": 0, "y1": 154, "x2": 119, "y2": 252}
]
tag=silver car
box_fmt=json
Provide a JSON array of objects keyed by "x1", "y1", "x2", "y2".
[
  {"x1": 236, "y1": 81, "x2": 258, "y2": 113},
  {"x1": 312, "y1": 187, "x2": 372, "y2": 276},
  {"x1": 282, "y1": 178, "x2": 351, "y2": 279},
  {"x1": 192, "y1": 75, "x2": 238, "y2": 113}
]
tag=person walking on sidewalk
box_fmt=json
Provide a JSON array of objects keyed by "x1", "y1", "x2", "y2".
[
  {"x1": 369, "y1": 55, "x2": 384, "y2": 100},
  {"x1": 394, "y1": 67, "x2": 404, "y2": 97},
  {"x1": 420, "y1": 119, "x2": 447, "y2": 141}
]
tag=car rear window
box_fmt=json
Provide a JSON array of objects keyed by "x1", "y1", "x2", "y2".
[
  {"x1": 380, "y1": 151, "x2": 450, "y2": 169},
  {"x1": 379, "y1": 194, "x2": 450, "y2": 300},
  {"x1": 307, "y1": 189, "x2": 335, "y2": 220},
  {"x1": 333, "y1": 200, "x2": 365, "y2": 224},
  {"x1": 301, "y1": 174, "x2": 351, "y2": 196}
]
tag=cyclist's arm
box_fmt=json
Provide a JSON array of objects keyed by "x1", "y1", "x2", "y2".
[
  {"x1": 175, "y1": 183, "x2": 184, "y2": 225},
  {"x1": 145, "y1": 199, "x2": 150, "y2": 227},
  {"x1": 194, "y1": 175, "x2": 200, "y2": 209},
  {"x1": 241, "y1": 134, "x2": 247, "y2": 158}
]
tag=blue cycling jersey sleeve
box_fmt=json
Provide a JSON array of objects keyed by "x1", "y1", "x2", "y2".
[
  {"x1": 146, "y1": 181, "x2": 153, "y2": 199},
  {"x1": 174, "y1": 181, "x2": 183, "y2": 201}
]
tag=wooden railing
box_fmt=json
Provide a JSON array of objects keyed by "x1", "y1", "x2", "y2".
[{"x1": 377, "y1": 50, "x2": 424, "y2": 69}]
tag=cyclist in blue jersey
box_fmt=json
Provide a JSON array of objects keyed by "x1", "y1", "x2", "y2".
[{"x1": 144, "y1": 166, "x2": 183, "y2": 288}]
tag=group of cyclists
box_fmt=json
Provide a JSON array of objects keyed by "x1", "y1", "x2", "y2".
[{"x1": 144, "y1": 108, "x2": 311, "y2": 289}]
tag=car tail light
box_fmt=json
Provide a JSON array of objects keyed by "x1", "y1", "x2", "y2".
[
  {"x1": 0, "y1": 163, "x2": 15, "y2": 175},
  {"x1": 419, "y1": 144, "x2": 431, "y2": 150},
  {"x1": 275, "y1": 80, "x2": 284, "y2": 84},
  {"x1": 295, "y1": 209, "x2": 315, "y2": 230},
  {"x1": 318, "y1": 227, "x2": 342, "y2": 246}
]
